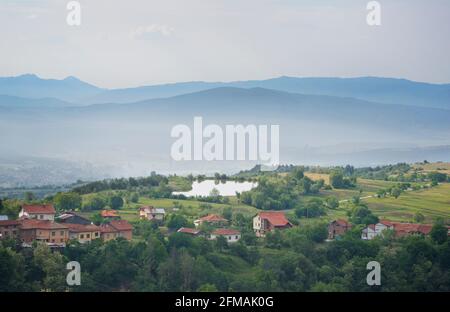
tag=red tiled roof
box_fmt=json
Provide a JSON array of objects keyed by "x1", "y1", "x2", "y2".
[
  {"x1": 22, "y1": 204, "x2": 55, "y2": 214},
  {"x1": 100, "y1": 223, "x2": 118, "y2": 233},
  {"x1": 19, "y1": 219, "x2": 68, "y2": 230},
  {"x1": 101, "y1": 210, "x2": 119, "y2": 217},
  {"x1": 66, "y1": 223, "x2": 101, "y2": 233},
  {"x1": 212, "y1": 228, "x2": 241, "y2": 236},
  {"x1": 258, "y1": 211, "x2": 291, "y2": 227},
  {"x1": 109, "y1": 220, "x2": 133, "y2": 231},
  {"x1": 177, "y1": 227, "x2": 201, "y2": 235},
  {"x1": 197, "y1": 214, "x2": 227, "y2": 222},
  {"x1": 379, "y1": 220, "x2": 394, "y2": 227},
  {"x1": 0, "y1": 220, "x2": 21, "y2": 227},
  {"x1": 334, "y1": 219, "x2": 351, "y2": 227}
]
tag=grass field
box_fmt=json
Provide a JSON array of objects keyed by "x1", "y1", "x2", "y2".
[
  {"x1": 365, "y1": 183, "x2": 450, "y2": 222},
  {"x1": 412, "y1": 162, "x2": 450, "y2": 175},
  {"x1": 81, "y1": 196, "x2": 258, "y2": 223}
]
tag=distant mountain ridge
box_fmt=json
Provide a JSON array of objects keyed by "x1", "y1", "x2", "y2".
[
  {"x1": 0, "y1": 74, "x2": 449, "y2": 109},
  {"x1": 0, "y1": 74, "x2": 104, "y2": 103}
]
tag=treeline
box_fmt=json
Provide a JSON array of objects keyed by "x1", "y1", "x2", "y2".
[
  {"x1": 1, "y1": 219, "x2": 449, "y2": 292},
  {"x1": 72, "y1": 173, "x2": 169, "y2": 195},
  {"x1": 239, "y1": 168, "x2": 327, "y2": 210}
]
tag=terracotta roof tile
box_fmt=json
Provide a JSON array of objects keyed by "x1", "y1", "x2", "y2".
[
  {"x1": 212, "y1": 228, "x2": 241, "y2": 236},
  {"x1": 258, "y1": 211, "x2": 291, "y2": 227},
  {"x1": 22, "y1": 204, "x2": 55, "y2": 214}
]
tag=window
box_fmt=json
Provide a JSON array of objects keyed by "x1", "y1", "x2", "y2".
[
  {"x1": 12, "y1": 231, "x2": 17, "y2": 235},
  {"x1": 80, "y1": 234, "x2": 84, "y2": 239},
  {"x1": 60, "y1": 231, "x2": 64, "y2": 236},
  {"x1": 95, "y1": 232, "x2": 99, "y2": 237},
  {"x1": 52, "y1": 231, "x2": 56, "y2": 236},
  {"x1": 87, "y1": 234, "x2": 90, "y2": 238},
  {"x1": 39, "y1": 215, "x2": 44, "y2": 219},
  {"x1": 235, "y1": 236, "x2": 238, "y2": 239}
]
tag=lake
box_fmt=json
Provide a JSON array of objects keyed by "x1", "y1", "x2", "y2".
[{"x1": 173, "y1": 180, "x2": 257, "y2": 197}]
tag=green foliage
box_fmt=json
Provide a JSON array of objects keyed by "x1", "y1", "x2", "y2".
[
  {"x1": 240, "y1": 168, "x2": 325, "y2": 210},
  {"x1": 53, "y1": 192, "x2": 82, "y2": 211},
  {"x1": 349, "y1": 204, "x2": 379, "y2": 225},
  {"x1": 295, "y1": 198, "x2": 326, "y2": 218},
  {"x1": 430, "y1": 219, "x2": 448, "y2": 244},
  {"x1": 166, "y1": 214, "x2": 191, "y2": 230},
  {"x1": 109, "y1": 195, "x2": 124, "y2": 210}
]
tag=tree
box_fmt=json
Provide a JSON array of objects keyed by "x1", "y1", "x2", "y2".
[
  {"x1": 222, "y1": 207, "x2": 232, "y2": 221},
  {"x1": 24, "y1": 192, "x2": 35, "y2": 202},
  {"x1": 83, "y1": 196, "x2": 105, "y2": 211},
  {"x1": 349, "y1": 204, "x2": 378, "y2": 225},
  {"x1": 53, "y1": 192, "x2": 82, "y2": 211},
  {"x1": 330, "y1": 170, "x2": 345, "y2": 188},
  {"x1": 167, "y1": 214, "x2": 189, "y2": 230},
  {"x1": 414, "y1": 212, "x2": 425, "y2": 223},
  {"x1": 325, "y1": 197, "x2": 339, "y2": 210},
  {"x1": 110, "y1": 195, "x2": 124, "y2": 210},
  {"x1": 391, "y1": 187, "x2": 402, "y2": 199},
  {"x1": 430, "y1": 219, "x2": 448, "y2": 244}
]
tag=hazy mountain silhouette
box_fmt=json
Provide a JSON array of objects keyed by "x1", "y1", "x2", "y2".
[{"x1": 1, "y1": 74, "x2": 449, "y2": 109}]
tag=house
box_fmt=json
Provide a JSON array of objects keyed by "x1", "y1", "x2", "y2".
[
  {"x1": 56, "y1": 211, "x2": 92, "y2": 225},
  {"x1": 0, "y1": 220, "x2": 21, "y2": 240},
  {"x1": 177, "y1": 227, "x2": 203, "y2": 236},
  {"x1": 100, "y1": 223, "x2": 120, "y2": 242},
  {"x1": 66, "y1": 223, "x2": 101, "y2": 243},
  {"x1": 19, "y1": 204, "x2": 56, "y2": 221},
  {"x1": 101, "y1": 210, "x2": 120, "y2": 219},
  {"x1": 328, "y1": 219, "x2": 352, "y2": 239},
  {"x1": 361, "y1": 220, "x2": 435, "y2": 240},
  {"x1": 100, "y1": 220, "x2": 133, "y2": 241},
  {"x1": 139, "y1": 206, "x2": 166, "y2": 222},
  {"x1": 253, "y1": 211, "x2": 292, "y2": 237},
  {"x1": 194, "y1": 214, "x2": 228, "y2": 228},
  {"x1": 210, "y1": 228, "x2": 241, "y2": 243},
  {"x1": 19, "y1": 219, "x2": 69, "y2": 246}
]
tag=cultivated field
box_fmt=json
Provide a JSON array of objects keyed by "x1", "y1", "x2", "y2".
[{"x1": 365, "y1": 183, "x2": 450, "y2": 222}]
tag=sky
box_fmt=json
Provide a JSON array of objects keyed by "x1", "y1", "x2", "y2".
[{"x1": 1, "y1": 0, "x2": 450, "y2": 88}]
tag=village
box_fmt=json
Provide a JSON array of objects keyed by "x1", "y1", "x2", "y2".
[{"x1": 1, "y1": 203, "x2": 447, "y2": 248}]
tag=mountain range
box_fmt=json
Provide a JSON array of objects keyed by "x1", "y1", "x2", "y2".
[
  {"x1": 0, "y1": 74, "x2": 449, "y2": 186},
  {"x1": 1, "y1": 74, "x2": 449, "y2": 109}
]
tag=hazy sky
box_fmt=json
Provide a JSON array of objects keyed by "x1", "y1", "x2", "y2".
[{"x1": 1, "y1": 0, "x2": 449, "y2": 88}]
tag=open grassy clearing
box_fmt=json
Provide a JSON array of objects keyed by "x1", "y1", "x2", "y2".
[
  {"x1": 412, "y1": 162, "x2": 450, "y2": 175},
  {"x1": 365, "y1": 183, "x2": 450, "y2": 222}
]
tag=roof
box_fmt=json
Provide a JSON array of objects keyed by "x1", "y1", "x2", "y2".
[
  {"x1": 101, "y1": 210, "x2": 119, "y2": 218},
  {"x1": 66, "y1": 223, "x2": 101, "y2": 233},
  {"x1": 196, "y1": 214, "x2": 227, "y2": 223},
  {"x1": 332, "y1": 219, "x2": 351, "y2": 227},
  {"x1": 177, "y1": 227, "x2": 201, "y2": 235},
  {"x1": 378, "y1": 220, "x2": 394, "y2": 227},
  {"x1": 367, "y1": 221, "x2": 434, "y2": 236},
  {"x1": 140, "y1": 206, "x2": 166, "y2": 214},
  {"x1": 212, "y1": 228, "x2": 241, "y2": 236},
  {"x1": 19, "y1": 219, "x2": 68, "y2": 230},
  {"x1": 257, "y1": 211, "x2": 291, "y2": 227},
  {"x1": 0, "y1": 220, "x2": 20, "y2": 226},
  {"x1": 22, "y1": 204, "x2": 55, "y2": 215},
  {"x1": 109, "y1": 220, "x2": 133, "y2": 231},
  {"x1": 100, "y1": 223, "x2": 118, "y2": 233}
]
